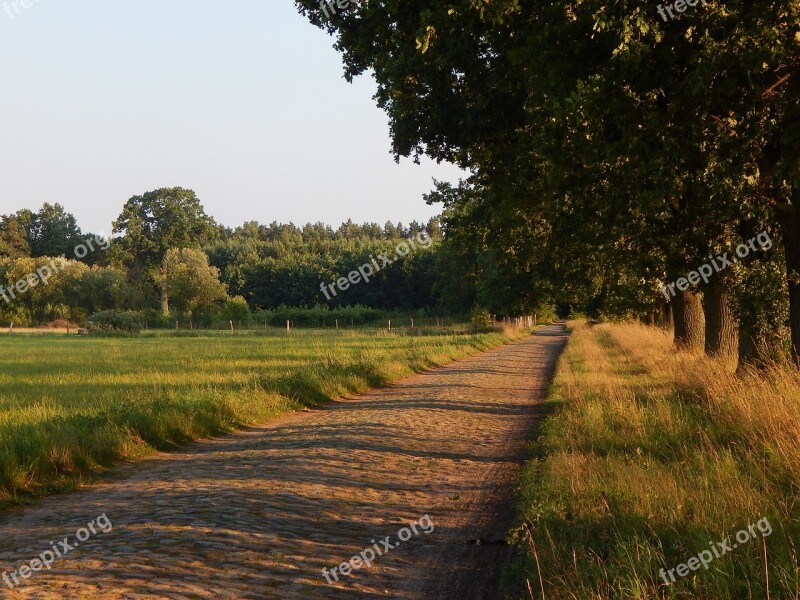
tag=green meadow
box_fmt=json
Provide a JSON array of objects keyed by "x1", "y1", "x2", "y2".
[{"x1": 0, "y1": 329, "x2": 518, "y2": 510}]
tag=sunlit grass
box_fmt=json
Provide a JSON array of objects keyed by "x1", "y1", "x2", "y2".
[
  {"x1": 511, "y1": 321, "x2": 800, "y2": 600},
  {"x1": 0, "y1": 329, "x2": 520, "y2": 510}
]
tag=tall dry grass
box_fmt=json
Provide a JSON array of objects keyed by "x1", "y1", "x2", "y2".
[{"x1": 511, "y1": 321, "x2": 800, "y2": 600}]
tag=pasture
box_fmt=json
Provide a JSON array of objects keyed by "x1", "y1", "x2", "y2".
[{"x1": 0, "y1": 329, "x2": 519, "y2": 510}]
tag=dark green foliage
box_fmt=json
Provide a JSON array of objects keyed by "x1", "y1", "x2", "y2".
[{"x1": 87, "y1": 310, "x2": 143, "y2": 333}]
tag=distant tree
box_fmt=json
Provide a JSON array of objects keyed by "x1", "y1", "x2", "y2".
[
  {"x1": 58, "y1": 265, "x2": 131, "y2": 322},
  {"x1": 156, "y1": 248, "x2": 228, "y2": 326},
  {"x1": 383, "y1": 221, "x2": 402, "y2": 239},
  {"x1": 112, "y1": 187, "x2": 219, "y2": 311},
  {"x1": 53, "y1": 260, "x2": 90, "y2": 322},
  {"x1": 2, "y1": 257, "x2": 63, "y2": 323},
  {"x1": 223, "y1": 296, "x2": 251, "y2": 327},
  {"x1": 26, "y1": 203, "x2": 85, "y2": 259},
  {"x1": 0, "y1": 213, "x2": 32, "y2": 258}
]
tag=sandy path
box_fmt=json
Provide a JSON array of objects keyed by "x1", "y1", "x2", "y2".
[{"x1": 0, "y1": 324, "x2": 568, "y2": 599}]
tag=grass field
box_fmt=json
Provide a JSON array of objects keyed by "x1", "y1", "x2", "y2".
[
  {"x1": 511, "y1": 321, "x2": 800, "y2": 600},
  {"x1": 0, "y1": 328, "x2": 521, "y2": 511}
]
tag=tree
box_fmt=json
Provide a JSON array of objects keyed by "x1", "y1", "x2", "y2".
[
  {"x1": 2, "y1": 257, "x2": 62, "y2": 324},
  {"x1": 25, "y1": 203, "x2": 85, "y2": 259},
  {"x1": 296, "y1": 0, "x2": 799, "y2": 365},
  {"x1": 58, "y1": 265, "x2": 131, "y2": 322},
  {"x1": 156, "y1": 248, "x2": 228, "y2": 327},
  {"x1": 0, "y1": 213, "x2": 31, "y2": 258},
  {"x1": 113, "y1": 188, "x2": 219, "y2": 311}
]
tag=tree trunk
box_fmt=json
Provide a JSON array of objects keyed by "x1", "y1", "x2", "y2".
[
  {"x1": 702, "y1": 276, "x2": 739, "y2": 360},
  {"x1": 673, "y1": 288, "x2": 705, "y2": 350},
  {"x1": 738, "y1": 328, "x2": 766, "y2": 368},
  {"x1": 661, "y1": 302, "x2": 674, "y2": 331},
  {"x1": 161, "y1": 289, "x2": 170, "y2": 316},
  {"x1": 778, "y1": 205, "x2": 800, "y2": 367}
]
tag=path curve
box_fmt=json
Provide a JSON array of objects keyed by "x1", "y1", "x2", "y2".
[{"x1": 0, "y1": 324, "x2": 568, "y2": 599}]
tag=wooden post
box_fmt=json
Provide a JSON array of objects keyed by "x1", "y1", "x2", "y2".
[
  {"x1": 411, "y1": 318, "x2": 414, "y2": 328},
  {"x1": 336, "y1": 319, "x2": 339, "y2": 330},
  {"x1": 230, "y1": 320, "x2": 234, "y2": 333},
  {"x1": 388, "y1": 320, "x2": 392, "y2": 332},
  {"x1": 287, "y1": 320, "x2": 291, "y2": 334}
]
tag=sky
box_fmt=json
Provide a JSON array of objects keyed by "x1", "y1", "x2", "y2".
[{"x1": 0, "y1": 1, "x2": 466, "y2": 234}]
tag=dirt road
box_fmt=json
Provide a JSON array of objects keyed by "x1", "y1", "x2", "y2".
[{"x1": 0, "y1": 324, "x2": 568, "y2": 599}]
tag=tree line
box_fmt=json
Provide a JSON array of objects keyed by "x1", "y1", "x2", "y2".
[
  {"x1": 0, "y1": 191, "x2": 553, "y2": 327},
  {"x1": 295, "y1": 0, "x2": 800, "y2": 367}
]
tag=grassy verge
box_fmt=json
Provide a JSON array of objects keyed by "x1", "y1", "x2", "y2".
[
  {"x1": 509, "y1": 321, "x2": 800, "y2": 599},
  {"x1": 0, "y1": 328, "x2": 524, "y2": 511}
]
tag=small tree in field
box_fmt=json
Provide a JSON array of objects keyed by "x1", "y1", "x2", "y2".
[
  {"x1": 224, "y1": 296, "x2": 251, "y2": 327},
  {"x1": 157, "y1": 248, "x2": 228, "y2": 328}
]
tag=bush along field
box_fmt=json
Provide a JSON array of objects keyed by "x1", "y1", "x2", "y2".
[
  {"x1": 0, "y1": 328, "x2": 527, "y2": 511},
  {"x1": 509, "y1": 321, "x2": 800, "y2": 600}
]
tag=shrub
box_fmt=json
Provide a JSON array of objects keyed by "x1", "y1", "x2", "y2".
[
  {"x1": 471, "y1": 307, "x2": 493, "y2": 331},
  {"x1": 86, "y1": 311, "x2": 142, "y2": 333},
  {"x1": 222, "y1": 296, "x2": 252, "y2": 327},
  {"x1": 533, "y1": 303, "x2": 558, "y2": 324}
]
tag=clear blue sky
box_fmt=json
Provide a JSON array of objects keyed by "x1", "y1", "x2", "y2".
[{"x1": 0, "y1": 1, "x2": 465, "y2": 234}]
